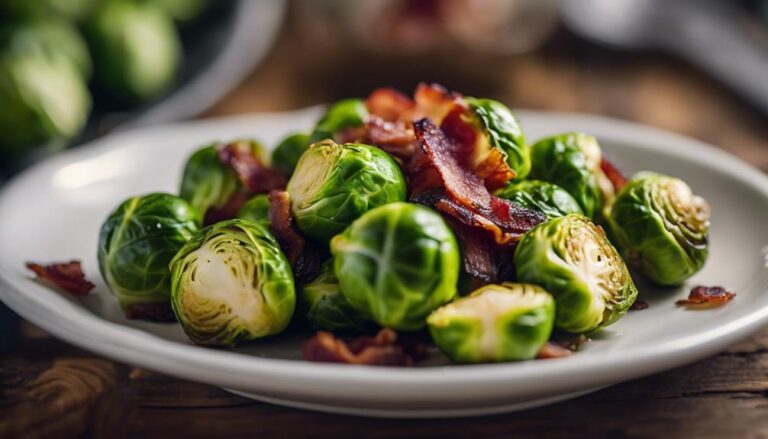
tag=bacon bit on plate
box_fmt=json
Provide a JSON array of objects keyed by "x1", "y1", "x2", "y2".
[
  {"x1": 630, "y1": 300, "x2": 649, "y2": 311},
  {"x1": 537, "y1": 335, "x2": 590, "y2": 360},
  {"x1": 268, "y1": 190, "x2": 321, "y2": 283},
  {"x1": 304, "y1": 329, "x2": 415, "y2": 366},
  {"x1": 216, "y1": 140, "x2": 287, "y2": 194},
  {"x1": 600, "y1": 157, "x2": 628, "y2": 192},
  {"x1": 26, "y1": 261, "x2": 94, "y2": 296},
  {"x1": 676, "y1": 286, "x2": 736, "y2": 308}
]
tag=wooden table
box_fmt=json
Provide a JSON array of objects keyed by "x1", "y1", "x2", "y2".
[{"x1": 2, "y1": 21, "x2": 768, "y2": 439}]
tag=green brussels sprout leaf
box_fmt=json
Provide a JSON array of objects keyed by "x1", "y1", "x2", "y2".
[
  {"x1": 495, "y1": 180, "x2": 583, "y2": 219},
  {"x1": 271, "y1": 132, "x2": 310, "y2": 177},
  {"x1": 301, "y1": 260, "x2": 371, "y2": 332}
]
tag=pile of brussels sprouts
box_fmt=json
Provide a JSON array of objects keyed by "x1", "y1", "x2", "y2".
[
  {"x1": 97, "y1": 85, "x2": 711, "y2": 364},
  {"x1": 0, "y1": 0, "x2": 201, "y2": 164}
]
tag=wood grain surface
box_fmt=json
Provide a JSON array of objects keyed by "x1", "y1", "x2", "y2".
[{"x1": 1, "y1": 13, "x2": 767, "y2": 439}]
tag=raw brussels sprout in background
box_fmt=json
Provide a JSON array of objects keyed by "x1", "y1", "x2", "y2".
[
  {"x1": 271, "y1": 133, "x2": 310, "y2": 177},
  {"x1": 0, "y1": 50, "x2": 91, "y2": 159},
  {"x1": 86, "y1": 0, "x2": 181, "y2": 103},
  {"x1": 528, "y1": 132, "x2": 613, "y2": 219},
  {"x1": 301, "y1": 260, "x2": 371, "y2": 333},
  {"x1": 331, "y1": 202, "x2": 460, "y2": 330},
  {"x1": 237, "y1": 194, "x2": 271, "y2": 229},
  {"x1": 287, "y1": 140, "x2": 406, "y2": 243},
  {"x1": 180, "y1": 140, "x2": 264, "y2": 219},
  {"x1": 428, "y1": 283, "x2": 555, "y2": 363},
  {"x1": 466, "y1": 97, "x2": 531, "y2": 180},
  {"x1": 607, "y1": 172, "x2": 710, "y2": 285},
  {"x1": 98, "y1": 193, "x2": 200, "y2": 319},
  {"x1": 170, "y1": 219, "x2": 295, "y2": 346},
  {"x1": 310, "y1": 99, "x2": 369, "y2": 143},
  {"x1": 496, "y1": 180, "x2": 583, "y2": 219},
  {"x1": 515, "y1": 214, "x2": 637, "y2": 333}
]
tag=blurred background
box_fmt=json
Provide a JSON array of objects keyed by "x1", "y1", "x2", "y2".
[{"x1": 1, "y1": 0, "x2": 767, "y2": 348}]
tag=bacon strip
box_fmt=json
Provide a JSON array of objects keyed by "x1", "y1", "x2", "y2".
[
  {"x1": 600, "y1": 157, "x2": 628, "y2": 192},
  {"x1": 216, "y1": 141, "x2": 287, "y2": 194},
  {"x1": 203, "y1": 191, "x2": 250, "y2": 226},
  {"x1": 267, "y1": 190, "x2": 321, "y2": 283},
  {"x1": 26, "y1": 261, "x2": 94, "y2": 296},
  {"x1": 303, "y1": 329, "x2": 415, "y2": 366},
  {"x1": 630, "y1": 300, "x2": 649, "y2": 311},
  {"x1": 537, "y1": 335, "x2": 590, "y2": 360},
  {"x1": 676, "y1": 286, "x2": 736, "y2": 307},
  {"x1": 365, "y1": 87, "x2": 415, "y2": 122}
]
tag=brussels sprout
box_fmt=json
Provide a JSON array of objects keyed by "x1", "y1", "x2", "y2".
[
  {"x1": 428, "y1": 283, "x2": 555, "y2": 363},
  {"x1": 271, "y1": 133, "x2": 310, "y2": 176},
  {"x1": 287, "y1": 140, "x2": 406, "y2": 243},
  {"x1": 170, "y1": 219, "x2": 295, "y2": 346},
  {"x1": 466, "y1": 97, "x2": 530, "y2": 180},
  {"x1": 98, "y1": 193, "x2": 200, "y2": 319},
  {"x1": 606, "y1": 172, "x2": 710, "y2": 285},
  {"x1": 496, "y1": 180, "x2": 583, "y2": 219},
  {"x1": 179, "y1": 140, "x2": 264, "y2": 220},
  {"x1": 0, "y1": 50, "x2": 91, "y2": 158},
  {"x1": 236, "y1": 194, "x2": 271, "y2": 228},
  {"x1": 86, "y1": 0, "x2": 181, "y2": 103},
  {"x1": 301, "y1": 260, "x2": 371, "y2": 332},
  {"x1": 515, "y1": 214, "x2": 637, "y2": 333},
  {"x1": 331, "y1": 202, "x2": 460, "y2": 330},
  {"x1": 528, "y1": 133, "x2": 614, "y2": 219},
  {"x1": 310, "y1": 99, "x2": 369, "y2": 143}
]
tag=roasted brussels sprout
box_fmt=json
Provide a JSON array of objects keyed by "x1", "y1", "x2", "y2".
[
  {"x1": 301, "y1": 260, "x2": 370, "y2": 332},
  {"x1": 428, "y1": 283, "x2": 555, "y2": 363},
  {"x1": 287, "y1": 140, "x2": 406, "y2": 242},
  {"x1": 179, "y1": 140, "x2": 264, "y2": 220},
  {"x1": 515, "y1": 214, "x2": 637, "y2": 333},
  {"x1": 606, "y1": 172, "x2": 710, "y2": 285},
  {"x1": 86, "y1": 0, "x2": 181, "y2": 102},
  {"x1": 466, "y1": 97, "x2": 530, "y2": 180},
  {"x1": 331, "y1": 202, "x2": 460, "y2": 330},
  {"x1": 310, "y1": 99, "x2": 369, "y2": 143},
  {"x1": 528, "y1": 133, "x2": 614, "y2": 219},
  {"x1": 98, "y1": 193, "x2": 200, "y2": 320},
  {"x1": 271, "y1": 133, "x2": 310, "y2": 177},
  {"x1": 170, "y1": 219, "x2": 295, "y2": 346},
  {"x1": 236, "y1": 194, "x2": 271, "y2": 228},
  {"x1": 495, "y1": 180, "x2": 583, "y2": 219}
]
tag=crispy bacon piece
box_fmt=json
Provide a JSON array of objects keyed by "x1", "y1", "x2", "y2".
[
  {"x1": 537, "y1": 335, "x2": 590, "y2": 360},
  {"x1": 267, "y1": 190, "x2": 321, "y2": 283},
  {"x1": 217, "y1": 141, "x2": 287, "y2": 194},
  {"x1": 600, "y1": 157, "x2": 628, "y2": 192},
  {"x1": 413, "y1": 82, "x2": 462, "y2": 123},
  {"x1": 676, "y1": 286, "x2": 736, "y2": 307},
  {"x1": 630, "y1": 300, "x2": 649, "y2": 311},
  {"x1": 365, "y1": 87, "x2": 415, "y2": 122},
  {"x1": 26, "y1": 261, "x2": 94, "y2": 296},
  {"x1": 203, "y1": 191, "x2": 250, "y2": 226},
  {"x1": 303, "y1": 329, "x2": 415, "y2": 366},
  {"x1": 363, "y1": 116, "x2": 418, "y2": 160}
]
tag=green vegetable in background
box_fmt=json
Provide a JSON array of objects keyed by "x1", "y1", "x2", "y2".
[
  {"x1": 98, "y1": 193, "x2": 200, "y2": 320},
  {"x1": 0, "y1": 0, "x2": 96, "y2": 22},
  {"x1": 301, "y1": 260, "x2": 371, "y2": 333},
  {"x1": 528, "y1": 132, "x2": 614, "y2": 219},
  {"x1": 271, "y1": 133, "x2": 310, "y2": 177},
  {"x1": 428, "y1": 283, "x2": 555, "y2": 363},
  {"x1": 606, "y1": 172, "x2": 710, "y2": 285},
  {"x1": 496, "y1": 180, "x2": 583, "y2": 219},
  {"x1": 152, "y1": 0, "x2": 207, "y2": 21},
  {"x1": 237, "y1": 194, "x2": 271, "y2": 229},
  {"x1": 331, "y1": 202, "x2": 460, "y2": 331},
  {"x1": 170, "y1": 219, "x2": 295, "y2": 346},
  {"x1": 310, "y1": 99, "x2": 369, "y2": 143},
  {"x1": 466, "y1": 97, "x2": 531, "y2": 180},
  {"x1": 86, "y1": 0, "x2": 181, "y2": 103},
  {"x1": 287, "y1": 140, "x2": 406, "y2": 243},
  {"x1": 515, "y1": 214, "x2": 637, "y2": 333}
]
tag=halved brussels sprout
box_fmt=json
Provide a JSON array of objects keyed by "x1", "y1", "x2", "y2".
[
  {"x1": 301, "y1": 260, "x2": 370, "y2": 332},
  {"x1": 170, "y1": 219, "x2": 295, "y2": 346},
  {"x1": 495, "y1": 180, "x2": 583, "y2": 219},
  {"x1": 179, "y1": 140, "x2": 263, "y2": 219},
  {"x1": 236, "y1": 194, "x2": 271, "y2": 228},
  {"x1": 310, "y1": 99, "x2": 369, "y2": 143},
  {"x1": 428, "y1": 283, "x2": 554, "y2": 363},
  {"x1": 466, "y1": 97, "x2": 530, "y2": 181},
  {"x1": 331, "y1": 202, "x2": 460, "y2": 330},
  {"x1": 607, "y1": 172, "x2": 710, "y2": 285},
  {"x1": 271, "y1": 133, "x2": 310, "y2": 177},
  {"x1": 98, "y1": 193, "x2": 200, "y2": 320},
  {"x1": 528, "y1": 133, "x2": 614, "y2": 219},
  {"x1": 514, "y1": 214, "x2": 637, "y2": 333},
  {"x1": 287, "y1": 140, "x2": 406, "y2": 243}
]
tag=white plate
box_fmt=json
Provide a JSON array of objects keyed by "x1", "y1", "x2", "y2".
[{"x1": 1, "y1": 108, "x2": 767, "y2": 418}]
